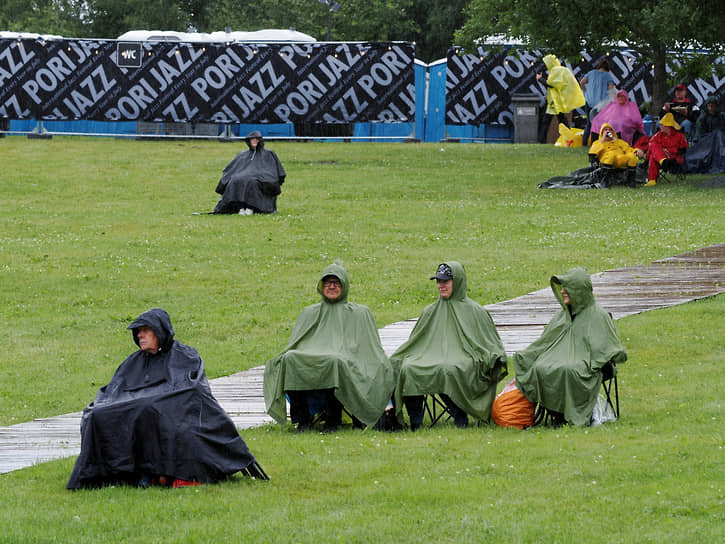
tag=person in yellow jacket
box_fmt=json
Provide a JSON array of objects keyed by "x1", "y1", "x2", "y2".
[
  {"x1": 537, "y1": 54, "x2": 586, "y2": 143},
  {"x1": 589, "y1": 123, "x2": 643, "y2": 169}
]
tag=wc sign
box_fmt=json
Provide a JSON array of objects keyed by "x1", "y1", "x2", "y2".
[{"x1": 116, "y1": 42, "x2": 142, "y2": 68}]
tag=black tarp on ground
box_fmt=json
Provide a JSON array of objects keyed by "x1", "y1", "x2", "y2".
[
  {"x1": 539, "y1": 163, "x2": 646, "y2": 189},
  {"x1": 685, "y1": 130, "x2": 725, "y2": 174},
  {"x1": 67, "y1": 308, "x2": 267, "y2": 489},
  {"x1": 212, "y1": 132, "x2": 286, "y2": 214}
]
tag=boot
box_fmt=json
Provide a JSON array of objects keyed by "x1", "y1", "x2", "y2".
[{"x1": 404, "y1": 396, "x2": 425, "y2": 431}]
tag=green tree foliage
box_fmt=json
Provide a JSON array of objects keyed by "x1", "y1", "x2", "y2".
[
  {"x1": 1, "y1": 0, "x2": 457, "y2": 59},
  {"x1": 0, "y1": 0, "x2": 86, "y2": 37},
  {"x1": 206, "y1": 0, "x2": 325, "y2": 38},
  {"x1": 207, "y1": 0, "x2": 419, "y2": 45},
  {"x1": 401, "y1": 0, "x2": 469, "y2": 62},
  {"x1": 84, "y1": 0, "x2": 211, "y2": 38},
  {"x1": 455, "y1": 0, "x2": 724, "y2": 112}
]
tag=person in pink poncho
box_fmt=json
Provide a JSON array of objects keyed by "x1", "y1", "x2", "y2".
[{"x1": 591, "y1": 89, "x2": 646, "y2": 145}]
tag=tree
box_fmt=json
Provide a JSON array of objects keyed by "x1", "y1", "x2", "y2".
[
  {"x1": 401, "y1": 0, "x2": 470, "y2": 63},
  {"x1": 0, "y1": 0, "x2": 87, "y2": 37},
  {"x1": 207, "y1": 0, "x2": 418, "y2": 44},
  {"x1": 455, "y1": 0, "x2": 725, "y2": 113}
]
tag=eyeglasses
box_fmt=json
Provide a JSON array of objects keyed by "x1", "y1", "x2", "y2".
[{"x1": 323, "y1": 280, "x2": 341, "y2": 287}]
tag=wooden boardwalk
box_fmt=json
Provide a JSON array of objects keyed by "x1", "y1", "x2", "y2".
[{"x1": 1, "y1": 244, "x2": 723, "y2": 474}]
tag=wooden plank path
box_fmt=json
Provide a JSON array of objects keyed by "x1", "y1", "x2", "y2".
[{"x1": 1, "y1": 244, "x2": 723, "y2": 474}]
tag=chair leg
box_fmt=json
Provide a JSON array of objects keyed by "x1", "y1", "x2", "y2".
[{"x1": 426, "y1": 394, "x2": 453, "y2": 427}]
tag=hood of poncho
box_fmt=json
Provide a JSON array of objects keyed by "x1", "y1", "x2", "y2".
[
  {"x1": 550, "y1": 266, "x2": 594, "y2": 316},
  {"x1": 317, "y1": 261, "x2": 349, "y2": 303},
  {"x1": 128, "y1": 308, "x2": 175, "y2": 353},
  {"x1": 543, "y1": 54, "x2": 560, "y2": 70},
  {"x1": 244, "y1": 130, "x2": 265, "y2": 151}
]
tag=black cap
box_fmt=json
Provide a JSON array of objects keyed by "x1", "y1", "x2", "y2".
[{"x1": 430, "y1": 263, "x2": 453, "y2": 281}]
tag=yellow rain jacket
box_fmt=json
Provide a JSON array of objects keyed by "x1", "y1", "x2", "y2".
[
  {"x1": 543, "y1": 54, "x2": 586, "y2": 115},
  {"x1": 589, "y1": 123, "x2": 639, "y2": 169}
]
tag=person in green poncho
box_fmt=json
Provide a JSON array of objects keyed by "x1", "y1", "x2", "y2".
[
  {"x1": 391, "y1": 262, "x2": 508, "y2": 430},
  {"x1": 513, "y1": 267, "x2": 627, "y2": 426},
  {"x1": 264, "y1": 262, "x2": 395, "y2": 432}
]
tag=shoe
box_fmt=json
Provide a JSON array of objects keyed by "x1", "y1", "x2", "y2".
[
  {"x1": 295, "y1": 423, "x2": 312, "y2": 433},
  {"x1": 454, "y1": 417, "x2": 469, "y2": 428},
  {"x1": 644, "y1": 179, "x2": 656, "y2": 186},
  {"x1": 172, "y1": 479, "x2": 204, "y2": 488}
]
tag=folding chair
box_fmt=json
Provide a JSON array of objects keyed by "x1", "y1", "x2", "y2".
[
  {"x1": 423, "y1": 394, "x2": 453, "y2": 427},
  {"x1": 656, "y1": 158, "x2": 687, "y2": 184},
  {"x1": 532, "y1": 359, "x2": 620, "y2": 427}
]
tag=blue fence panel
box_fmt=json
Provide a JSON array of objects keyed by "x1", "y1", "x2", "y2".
[{"x1": 425, "y1": 60, "x2": 448, "y2": 143}]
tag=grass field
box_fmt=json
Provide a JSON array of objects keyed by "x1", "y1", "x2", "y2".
[{"x1": 1, "y1": 136, "x2": 723, "y2": 543}]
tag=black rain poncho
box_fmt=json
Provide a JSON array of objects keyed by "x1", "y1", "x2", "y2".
[
  {"x1": 263, "y1": 263, "x2": 396, "y2": 428},
  {"x1": 513, "y1": 268, "x2": 627, "y2": 426},
  {"x1": 685, "y1": 129, "x2": 725, "y2": 174},
  {"x1": 67, "y1": 308, "x2": 265, "y2": 489},
  {"x1": 213, "y1": 131, "x2": 286, "y2": 214},
  {"x1": 391, "y1": 262, "x2": 508, "y2": 422}
]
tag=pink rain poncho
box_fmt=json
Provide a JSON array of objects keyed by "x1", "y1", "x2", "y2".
[{"x1": 591, "y1": 89, "x2": 646, "y2": 145}]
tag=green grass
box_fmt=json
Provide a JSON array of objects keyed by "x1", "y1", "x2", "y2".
[{"x1": 0, "y1": 137, "x2": 723, "y2": 542}]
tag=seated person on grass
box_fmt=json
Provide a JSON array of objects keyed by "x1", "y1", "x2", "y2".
[
  {"x1": 212, "y1": 130, "x2": 286, "y2": 215},
  {"x1": 589, "y1": 122, "x2": 644, "y2": 170},
  {"x1": 694, "y1": 95, "x2": 725, "y2": 142},
  {"x1": 660, "y1": 83, "x2": 697, "y2": 139},
  {"x1": 686, "y1": 96, "x2": 725, "y2": 174},
  {"x1": 264, "y1": 261, "x2": 395, "y2": 432},
  {"x1": 67, "y1": 308, "x2": 267, "y2": 489},
  {"x1": 391, "y1": 262, "x2": 507, "y2": 430},
  {"x1": 493, "y1": 267, "x2": 626, "y2": 428},
  {"x1": 645, "y1": 113, "x2": 689, "y2": 186},
  {"x1": 590, "y1": 89, "x2": 647, "y2": 147}
]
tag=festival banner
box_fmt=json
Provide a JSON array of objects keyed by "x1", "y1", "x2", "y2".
[
  {"x1": 0, "y1": 37, "x2": 416, "y2": 124},
  {"x1": 445, "y1": 46, "x2": 724, "y2": 126}
]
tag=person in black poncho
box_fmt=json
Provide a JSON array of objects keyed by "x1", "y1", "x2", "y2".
[
  {"x1": 212, "y1": 130, "x2": 286, "y2": 215},
  {"x1": 67, "y1": 308, "x2": 268, "y2": 489}
]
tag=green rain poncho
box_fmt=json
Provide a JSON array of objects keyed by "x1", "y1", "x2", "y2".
[
  {"x1": 543, "y1": 54, "x2": 586, "y2": 115},
  {"x1": 514, "y1": 267, "x2": 627, "y2": 426},
  {"x1": 264, "y1": 262, "x2": 395, "y2": 428},
  {"x1": 391, "y1": 262, "x2": 508, "y2": 422}
]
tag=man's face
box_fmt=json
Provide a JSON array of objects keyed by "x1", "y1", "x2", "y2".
[
  {"x1": 437, "y1": 279, "x2": 453, "y2": 299},
  {"x1": 674, "y1": 89, "x2": 686, "y2": 101},
  {"x1": 602, "y1": 127, "x2": 616, "y2": 141},
  {"x1": 561, "y1": 287, "x2": 571, "y2": 306},
  {"x1": 661, "y1": 125, "x2": 672, "y2": 135},
  {"x1": 322, "y1": 276, "x2": 342, "y2": 301},
  {"x1": 616, "y1": 94, "x2": 627, "y2": 105},
  {"x1": 708, "y1": 102, "x2": 717, "y2": 114},
  {"x1": 249, "y1": 137, "x2": 260, "y2": 149},
  {"x1": 137, "y1": 326, "x2": 160, "y2": 354}
]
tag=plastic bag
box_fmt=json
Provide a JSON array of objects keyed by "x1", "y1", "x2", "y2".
[
  {"x1": 590, "y1": 394, "x2": 617, "y2": 426},
  {"x1": 555, "y1": 124, "x2": 584, "y2": 147}
]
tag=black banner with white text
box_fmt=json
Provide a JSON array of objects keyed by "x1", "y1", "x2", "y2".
[
  {"x1": 0, "y1": 38, "x2": 415, "y2": 124},
  {"x1": 445, "y1": 46, "x2": 724, "y2": 126}
]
